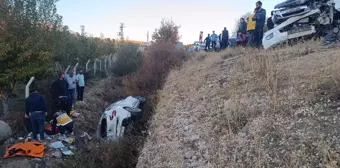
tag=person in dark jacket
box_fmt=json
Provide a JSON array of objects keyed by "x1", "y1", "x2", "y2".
[
  {"x1": 267, "y1": 11, "x2": 274, "y2": 31},
  {"x1": 238, "y1": 18, "x2": 248, "y2": 46},
  {"x1": 238, "y1": 18, "x2": 247, "y2": 34},
  {"x1": 204, "y1": 34, "x2": 211, "y2": 51},
  {"x1": 221, "y1": 27, "x2": 229, "y2": 49},
  {"x1": 51, "y1": 72, "x2": 69, "y2": 118},
  {"x1": 252, "y1": 1, "x2": 266, "y2": 48},
  {"x1": 25, "y1": 85, "x2": 47, "y2": 141}
]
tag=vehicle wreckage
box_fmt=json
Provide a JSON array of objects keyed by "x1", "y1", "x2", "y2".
[
  {"x1": 97, "y1": 96, "x2": 146, "y2": 140},
  {"x1": 263, "y1": 0, "x2": 340, "y2": 49}
]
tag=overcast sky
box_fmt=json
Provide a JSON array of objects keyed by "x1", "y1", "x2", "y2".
[{"x1": 56, "y1": 0, "x2": 282, "y2": 44}]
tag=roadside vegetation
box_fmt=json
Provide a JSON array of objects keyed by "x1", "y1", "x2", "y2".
[{"x1": 0, "y1": 0, "x2": 116, "y2": 118}]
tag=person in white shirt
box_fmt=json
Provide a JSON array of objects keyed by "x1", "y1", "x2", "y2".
[
  {"x1": 65, "y1": 71, "x2": 76, "y2": 101},
  {"x1": 65, "y1": 71, "x2": 77, "y2": 115},
  {"x1": 76, "y1": 70, "x2": 85, "y2": 101}
]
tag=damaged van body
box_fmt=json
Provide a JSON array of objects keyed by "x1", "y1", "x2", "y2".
[{"x1": 97, "y1": 96, "x2": 146, "y2": 141}]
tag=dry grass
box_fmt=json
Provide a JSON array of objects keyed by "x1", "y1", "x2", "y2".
[{"x1": 137, "y1": 42, "x2": 340, "y2": 168}]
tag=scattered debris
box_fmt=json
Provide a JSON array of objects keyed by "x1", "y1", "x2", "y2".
[
  {"x1": 59, "y1": 137, "x2": 74, "y2": 144},
  {"x1": 62, "y1": 150, "x2": 74, "y2": 156},
  {"x1": 72, "y1": 112, "x2": 80, "y2": 118},
  {"x1": 80, "y1": 132, "x2": 92, "y2": 141},
  {"x1": 51, "y1": 150, "x2": 62, "y2": 159},
  {"x1": 49, "y1": 141, "x2": 65, "y2": 149}
]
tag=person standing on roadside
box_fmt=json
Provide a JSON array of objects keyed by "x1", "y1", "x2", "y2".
[
  {"x1": 204, "y1": 34, "x2": 211, "y2": 52},
  {"x1": 25, "y1": 84, "x2": 47, "y2": 141},
  {"x1": 65, "y1": 71, "x2": 76, "y2": 101},
  {"x1": 222, "y1": 27, "x2": 229, "y2": 49},
  {"x1": 51, "y1": 71, "x2": 69, "y2": 117},
  {"x1": 267, "y1": 11, "x2": 274, "y2": 31},
  {"x1": 252, "y1": 1, "x2": 266, "y2": 48},
  {"x1": 65, "y1": 71, "x2": 76, "y2": 114},
  {"x1": 76, "y1": 70, "x2": 85, "y2": 102},
  {"x1": 247, "y1": 9, "x2": 257, "y2": 47},
  {"x1": 237, "y1": 18, "x2": 248, "y2": 46},
  {"x1": 210, "y1": 31, "x2": 218, "y2": 51}
]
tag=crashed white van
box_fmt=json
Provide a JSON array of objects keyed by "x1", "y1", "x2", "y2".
[{"x1": 97, "y1": 96, "x2": 146, "y2": 140}]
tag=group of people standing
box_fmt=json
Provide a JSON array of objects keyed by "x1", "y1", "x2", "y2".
[
  {"x1": 203, "y1": 1, "x2": 267, "y2": 51},
  {"x1": 25, "y1": 70, "x2": 85, "y2": 141},
  {"x1": 237, "y1": 1, "x2": 267, "y2": 48},
  {"x1": 204, "y1": 28, "x2": 230, "y2": 52}
]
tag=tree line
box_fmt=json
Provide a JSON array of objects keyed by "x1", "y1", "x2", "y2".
[{"x1": 0, "y1": 0, "x2": 116, "y2": 116}]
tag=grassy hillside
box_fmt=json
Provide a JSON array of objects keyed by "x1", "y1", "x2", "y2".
[{"x1": 137, "y1": 42, "x2": 340, "y2": 167}]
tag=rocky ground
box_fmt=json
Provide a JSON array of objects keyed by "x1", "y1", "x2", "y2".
[{"x1": 137, "y1": 42, "x2": 340, "y2": 168}]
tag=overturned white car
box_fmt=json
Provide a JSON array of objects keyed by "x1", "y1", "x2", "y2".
[{"x1": 97, "y1": 96, "x2": 146, "y2": 140}]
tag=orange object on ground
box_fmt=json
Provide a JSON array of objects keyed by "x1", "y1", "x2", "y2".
[{"x1": 2, "y1": 142, "x2": 45, "y2": 159}]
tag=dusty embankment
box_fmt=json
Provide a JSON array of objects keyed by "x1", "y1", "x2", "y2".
[
  {"x1": 137, "y1": 42, "x2": 340, "y2": 168},
  {"x1": 53, "y1": 42, "x2": 185, "y2": 168}
]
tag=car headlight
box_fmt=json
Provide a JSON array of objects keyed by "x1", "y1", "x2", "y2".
[{"x1": 266, "y1": 33, "x2": 274, "y2": 40}]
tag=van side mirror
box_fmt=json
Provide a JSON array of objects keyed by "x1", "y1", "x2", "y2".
[{"x1": 122, "y1": 118, "x2": 130, "y2": 127}]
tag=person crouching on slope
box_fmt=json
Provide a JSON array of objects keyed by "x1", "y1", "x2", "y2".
[{"x1": 52, "y1": 110, "x2": 74, "y2": 135}]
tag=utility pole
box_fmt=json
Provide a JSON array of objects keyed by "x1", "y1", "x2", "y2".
[
  {"x1": 118, "y1": 23, "x2": 125, "y2": 41},
  {"x1": 147, "y1": 31, "x2": 149, "y2": 43}
]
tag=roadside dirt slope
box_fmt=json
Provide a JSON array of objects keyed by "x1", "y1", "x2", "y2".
[{"x1": 137, "y1": 42, "x2": 340, "y2": 168}]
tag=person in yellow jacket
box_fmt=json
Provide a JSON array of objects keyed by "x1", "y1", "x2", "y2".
[
  {"x1": 246, "y1": 10, "x2": 257, "y2": 46},
  {"x1": 52, "y1": 111, "x2": 74, "y2": 135}
]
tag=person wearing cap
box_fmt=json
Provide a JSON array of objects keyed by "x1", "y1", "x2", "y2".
[
  {"x1": 25, "y1": 84, "x2": 47, "y2": 141},
  {"x1": 76, "y1": 70, "x2": 85, "y2": 102},
  {"x1": 51, "y1": 71, "x2": 69, "y2": 118},
  {"x1": 252, "y1": 1, "x2": 266, "y2": 48}
]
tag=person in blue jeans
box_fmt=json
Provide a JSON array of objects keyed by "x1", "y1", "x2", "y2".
[
  {"x1": 65, "y1": 71, "x2": 76, "y2": 101},
  {"x1": 65, "y1": 71, "x2": 76, "y2": 114},
  {"x1": 210, "y1": 31, "x2": 218, "y2": 51},
  {"x1": 25, "y1": 85, "x2": 47, "y2": 141}
]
